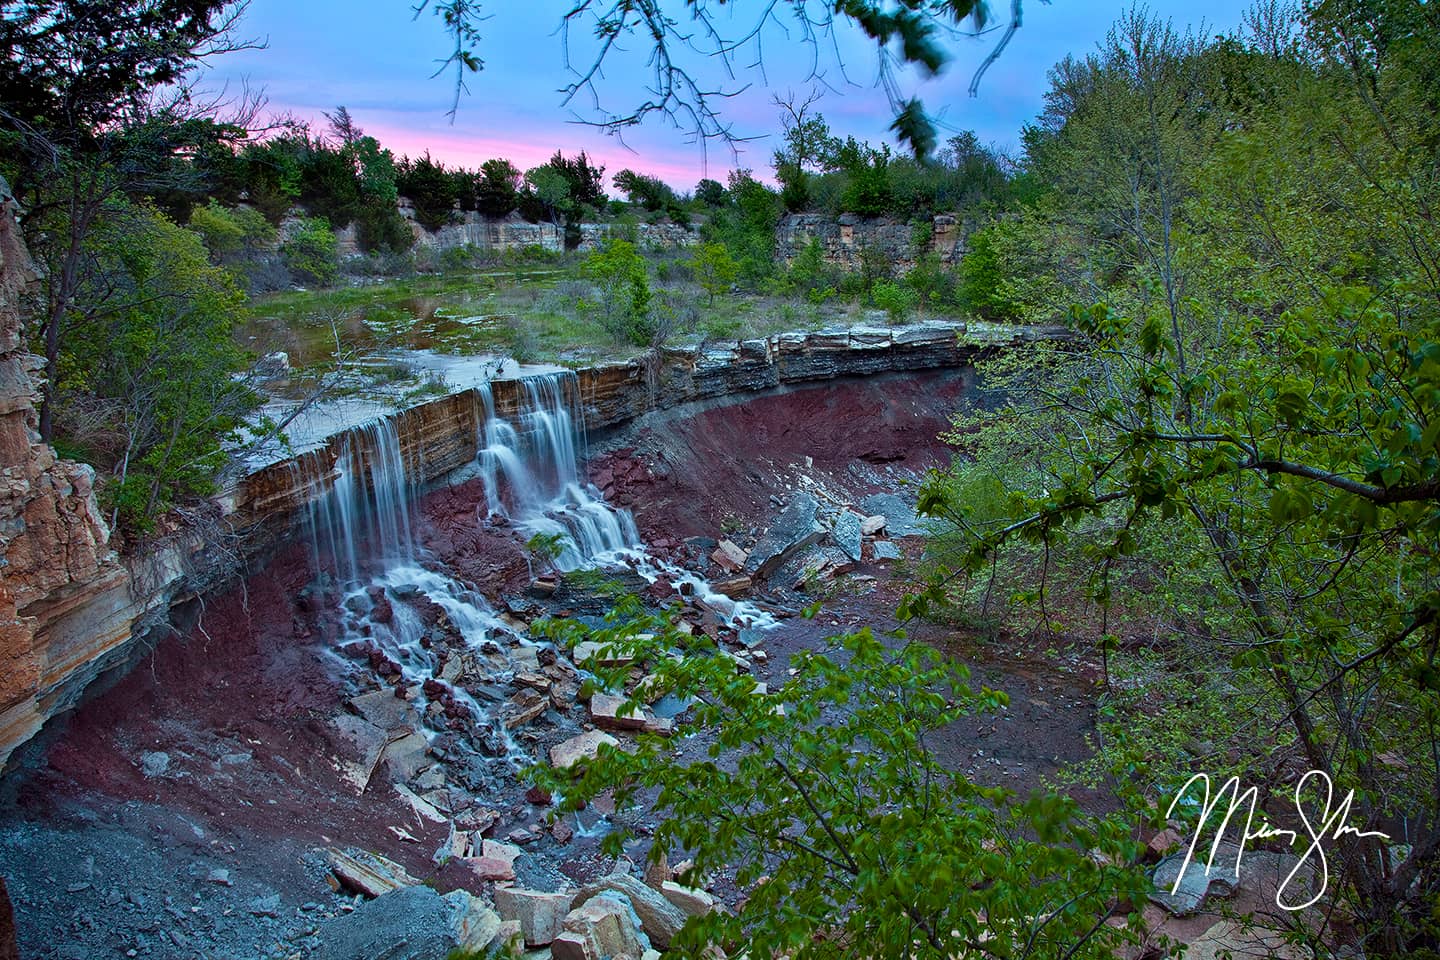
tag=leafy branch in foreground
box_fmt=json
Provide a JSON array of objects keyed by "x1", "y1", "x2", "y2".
[{"x1": 532, "y1": 598, "x2": 1149, "y2": 960}]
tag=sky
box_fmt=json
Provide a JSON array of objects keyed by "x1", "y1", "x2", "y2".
[{"x1": 201, "y1": 1, "x2": 1257, "y2": 192}]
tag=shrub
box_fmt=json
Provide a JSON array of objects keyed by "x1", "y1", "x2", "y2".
[
  {"x1": 280, "y1": 216, "x2": 339, "y2": 286},
  {"x1": 871, "y1": 280, "x2": 917, "y2": 324},
  {"x1": 583, "y1": 239, "x2": 652, "y2": 346}
]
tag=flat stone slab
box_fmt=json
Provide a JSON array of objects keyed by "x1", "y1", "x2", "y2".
[
  {"x1": 872, "y1": 540, "x2": 902, "y2": 561},
  {"x1": 550, "y1": 730, "x2": 619, "y2": 770}
]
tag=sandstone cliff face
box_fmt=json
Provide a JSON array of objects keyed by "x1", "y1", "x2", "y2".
[
  {"x1": 0, "y1": 176, "x2": 119, "y2": 767},
  {"x1": 776, "y1": 212, "x2": 974, "y2": 271}
]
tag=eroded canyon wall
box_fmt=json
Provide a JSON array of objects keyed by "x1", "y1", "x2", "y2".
[
  {"x1": 0, "y1": 177, "x2": 124, "y2": 767},
  {"x1": 0, "y1": 265, "x2": 1068, "y2": 768}
]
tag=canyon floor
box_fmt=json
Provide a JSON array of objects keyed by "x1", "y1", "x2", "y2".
[{"x1": 0, "y1": 371, "x2": 1107, "y2": 959}]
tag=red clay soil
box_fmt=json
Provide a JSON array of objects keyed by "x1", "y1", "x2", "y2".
[
  {"x1": 14, "y1": 477, "x2": 533, "y2": 879},
  {"x1": 591, "y1": 369, "x2": 973, "y2": 541}
]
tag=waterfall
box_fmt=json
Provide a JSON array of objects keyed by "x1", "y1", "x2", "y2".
[
  {"x1": 476, "y1": 372, "x2": 641, "y2": 571},
  {"x1": 472, "y1": 372, "x2": 775, "y2": 632},
  {"x1": 302, "y1": 416, "x2": 515, "y2": 731}
]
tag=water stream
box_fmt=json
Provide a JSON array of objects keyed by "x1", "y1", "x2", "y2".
[{"x1": 298, "y1": 370, "x2": 773, "y2": 742}]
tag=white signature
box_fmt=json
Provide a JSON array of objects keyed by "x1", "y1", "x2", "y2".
[{"x1": 1165, "y1": 769, "x2": 1391, "y2": 911}]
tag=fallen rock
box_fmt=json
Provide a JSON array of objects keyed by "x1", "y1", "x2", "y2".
[
  {"x1": 349, "y1": 689, "x2": 415, "y2": 730},
  {"x1": 466, "y1": 839, "x2": 523, "y2": 881},
  {"x1": 139, "y1": 751, "x2": 170, "y2": 778},
  {"x1": 831, "y1": 511, "x2": 864, "y2": 562},
  {"x1": 572, "y1": 640, "x2": 633, "y2": 668},
  {"x1": 550, "y1": 730, "x2": 619, "y2": 770},
  {"x1": 712, "y1": 575, "x2": 753, "y2": 598},
  {"x1": 504, "y1": 688, "x2": 548, "y2": 728},
  {"x1": 381, "y1": 731, "x2": 431, "y2": 783},
  {"x1": 574, "y1": 874, "x2": 687, "y2": 949},
  {"x1": 1149, "y1": 842, "x2": 1240, "y2": 915},
  {"x1": 872, "y1": 540, "x2": 902, "y2": 561},
  {"x1": 316, "y1": 885, "x2": 499, "y2": 960},
  {"x1": 1184, "y1": 919, "x2": 1311, "y2": 960},
  {"x1": 493, "y1": 886, "x2": 575, "y2": 946},
  {"x1": 710, "y1": 539, "x2": 748, "y2": 573},
  {"x1": 859, "y1": 492, "x2": 927, "y2": 537},
  {"x1": 644, "y1": 850, "x2": 671, "y2": 890},
  {"x1": 560, "y1": 894, "x2": 650, "y2": 959},
  {"x1": 747, "y1": 492, "x2": 822, "y2": 580},
  {"x1": 860, "y1": 514, "x2": 887, "y2": 536},
  {"x1": 660, "y1": 881, "x2": 716, "y2": 917},
  {"x1": 327, "y1": 848, "x2": 421, "y2": 899},
  {"x1": 590, "y1": 692, "x2": 647, "y2": 731}
]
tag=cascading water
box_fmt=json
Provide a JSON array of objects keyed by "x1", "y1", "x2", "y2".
[
  {"x1": 476, "y1": 372, "x2": 641, "y2": 571},
  {"x1": 474, "y1": 372, "x2": 775, "y2": 633},
  {"x1": 302, "y1": 417, "x2": 518, "y2": 735}
]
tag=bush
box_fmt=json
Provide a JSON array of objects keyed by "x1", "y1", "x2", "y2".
[
  {"x1": 691, "y1": 242, "x2": 739, "y2": 303},
  {"x1": 583, "y1": 239, "x2": 652, "y2": 346},
  {"x1": 280, "y1": 216, "x2": 340, "y2": 286},
  {"x1": 871, "y1": 280, "x2": 917, "y2": 324}
]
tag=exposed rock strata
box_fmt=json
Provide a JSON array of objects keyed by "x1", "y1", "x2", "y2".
[
  {"x1": 0, "y1": 175, "x2": 125, "y2": 768},
  {"x1": 777, "y1": 212, "x2": 973, "y2": 270},
  {"x1": 1, "y1": 287, "x2": 1068, "y2": 768}
]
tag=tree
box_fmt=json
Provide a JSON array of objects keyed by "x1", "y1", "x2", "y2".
[
  {"x1": 475, "y1": 158, "x2": 521, "y2": 218},
  {"x1": 280, "y1": 216, "x2": 339, "y2": 285},
  {"x1": 1, "y1": 0, "x2": 254, "y2": 441},
  {"x1": 693, "y1": 178, "x2": 726, "y2": 207},
  {"x1": 914, "y1": 4, "x2": 1440, "y2": 951},
  {"x1": 397, "y1": 152, "x2": 458, "y2": 232},
  {"x1": 690, "y1": 241, "x2": 738, "y2": 304},
  {"x1": 583, "y1": 239, "x2": 651, "y2": 345},
  {"x1": 533, "y1": 602, "x2": 1147, "y2": 960},
  {"x1": 63, "y1": 204, "x2": 257, "y2": 535},
  {"x1": 771, "y1": 89, "x2": 836, "y2": 212}
]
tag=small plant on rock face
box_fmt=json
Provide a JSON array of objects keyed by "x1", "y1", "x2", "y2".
[{"x1": 524, "y1": 532, "x2": 566, "y2": 574}]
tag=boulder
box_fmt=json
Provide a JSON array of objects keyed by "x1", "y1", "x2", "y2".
[
  {"x1": 550, "y1": 730, "x2": 620, "y2": 769},
  {"x1": 493, "y1": 886, "x2": 575, "y2": 946},
  {"x1": 1184, "y1": 920, "x2": 1311, "y2": 960},
  {"x1": 871, "y1": 540, "x2": 902, "y2": 561},
  {"x1": 316, "y1": 885, "x2": 499, "y2": 960},
  {"x1": 860, "y1": 514, "x2": 887, "y2": 536},
  {"x1": 1149, "y1": 842, "x2": 1240, "y2": 915},
  {"x1": 660, "y1": 881, "x2": 716, "y2": 917},
  {"x1": 574, "y1": 873, "x2": 688, "y2": 949},
  {"x1": 747, "y1": 492, "x2": 822, "y2": 579},
  {"x1": 561, "y1": 894, "x2": 650, "y2": 959}
]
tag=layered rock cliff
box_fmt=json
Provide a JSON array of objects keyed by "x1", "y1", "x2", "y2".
[
  {"x1": 777, "y1": 212, "x2": 974, "y2": 271},
  {"x1": 0, "y1": 177, "x2": 120, "y2": 767},
  {"x1": 0, "y1": 207, "x2": 1067, "y2": 770}
]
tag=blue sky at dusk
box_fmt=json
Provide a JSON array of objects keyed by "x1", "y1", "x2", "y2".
[{"x1": 202, "y1": 1, "x2": 1256, "y2": 191}]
